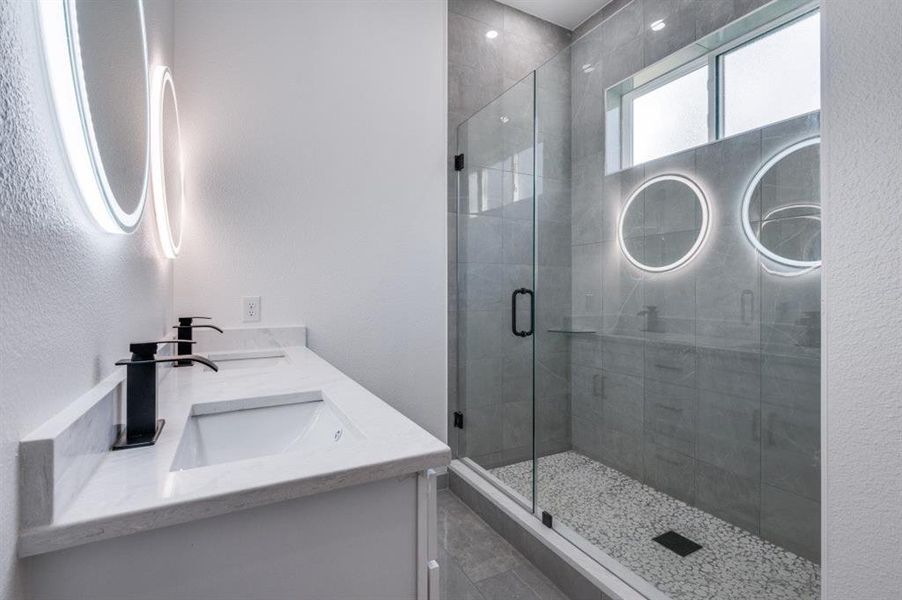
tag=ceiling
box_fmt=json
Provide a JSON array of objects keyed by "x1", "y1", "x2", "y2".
[{"x1": 496, "y1": 0, "x2": 612, "y2": 30}]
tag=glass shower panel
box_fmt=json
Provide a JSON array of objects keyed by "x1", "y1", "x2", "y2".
[
  {"x1": 456, "y1": 73, "x2": 536, "y2": 502},
  {"x1": 522, "y1": 11, "x2": 819, "y2": 600},
  {"x1": 454, "y1": 4, "x2": 820, "y2": 598},
  {"x1": 483, "y1": 49, "x2": 576, "y2": 512}
]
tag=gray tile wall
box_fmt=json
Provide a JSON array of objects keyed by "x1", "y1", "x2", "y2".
[
  {"x1": 449, "y1": 0, "x2": 572, "y2": 466},
  {"x1": 566, "y1": 0, "x2": 820, "y2": 562}
]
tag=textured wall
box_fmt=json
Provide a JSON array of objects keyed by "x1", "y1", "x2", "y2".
[
  {"x1": 172, "y1": 1, "x2": 448, "y2": 440},
  {"x1": 448, "y1": 0, "x2": 572, "y2": 462},
  {"x1": 0, "y1": 1, "x2": 175, "y2": 597},
  {"x1": 821, "y1": 0, "x2": 902, "y2": 595}
]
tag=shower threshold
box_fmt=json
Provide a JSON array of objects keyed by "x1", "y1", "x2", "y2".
[{"x1": 490, "y1": 452, "x2": 820, "y2": 600}]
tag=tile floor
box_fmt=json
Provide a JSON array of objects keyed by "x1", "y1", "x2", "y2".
[
  {"x1": 438, "y1": 489, "x2": 572, "y2": 600},
  {"x1": 491, "y1": 452, "x2": 820, "y2": 600}
]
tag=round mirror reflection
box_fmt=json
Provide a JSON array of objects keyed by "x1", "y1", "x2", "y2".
[
  {"x1": 39, "y1": 0, "x2": 150, "y2": 232},
  {"x1": 151, "y1": 67, "x2": 185, "y2": 258},
  {"x1": 618, "y1": 175, "x2": 710, "y2": 272},
  {"x1": 742, "y1": 138, "x2": 821, "y2": 268}
]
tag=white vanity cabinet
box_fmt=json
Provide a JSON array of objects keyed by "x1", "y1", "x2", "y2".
[{"x1": 26, "y1": 471, "x2": 440, "y2": 600}]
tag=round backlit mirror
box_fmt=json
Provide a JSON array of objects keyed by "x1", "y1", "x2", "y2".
[
  {"x1": 38, "y1": 0, "x2": 151, "y2": 233},
  {"x1": 742, "y1": 137, "x2": 821, "y2": 269},
  {"x1": 618, "y1": 175, "x2": 710, "y2": 272},
  {"x1": 151, "y1": 67, "x2": 185, "y2": 258}
]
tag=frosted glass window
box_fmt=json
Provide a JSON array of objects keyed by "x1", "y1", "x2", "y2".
[
  {"x1": 723, "y1": 12, "x2": 820, "y2": 136},
  {"x1": 631, "y1": 66, "x2": 709, "y2": 165}
]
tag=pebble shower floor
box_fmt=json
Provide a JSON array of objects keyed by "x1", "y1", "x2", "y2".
[{"x1": 491, "y1": 452, "x2": 820, "y2": 600}]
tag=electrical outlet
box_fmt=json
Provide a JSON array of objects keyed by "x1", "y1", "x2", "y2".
[{"x1": 242, "y1": 296, "x2": 261, "y2": 322}]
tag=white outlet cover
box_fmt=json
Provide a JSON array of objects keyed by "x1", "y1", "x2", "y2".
[{"x1": 242, "y1": 296, "x2": 261, "y2": 322}]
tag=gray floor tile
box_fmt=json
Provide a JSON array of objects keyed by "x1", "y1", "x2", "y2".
[
  {"x1": 512, "y1": 564, "x2": 571, "y2": 600},
  {"x1": 440, "y1": 547, "x2": 486, "y2": 600},
  {"x1": 476, "y1": 570, "x2": 544, "y2": 600},
  {"x1": 438, "y1": 490, "x2": 573, "y2": 598}
]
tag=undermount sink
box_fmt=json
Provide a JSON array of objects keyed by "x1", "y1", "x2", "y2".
[
  {"x1": 171, "y1": 391, "x2": 362, "y2": 471},
  {"x1": 204, "y1": 349, "x2": 289, "y2": 370}
]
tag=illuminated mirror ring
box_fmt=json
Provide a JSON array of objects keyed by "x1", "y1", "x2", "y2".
[
  {"x1": 150, "y1": 66, "x2": 185, "y2": 258},
  {"x1": 741, "y1": 137, "x2": 821, "y2": 269},
  {"x1": 37, "y1": 0, "x2": 151, "y2": 233},
  {"x1": 618, "y1": 175, "x2": 711, "y2": 272}
]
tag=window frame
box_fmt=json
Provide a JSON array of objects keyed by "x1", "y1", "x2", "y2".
[{"x1": 618, "y1": 4, "x2": 820, "y2": 171}]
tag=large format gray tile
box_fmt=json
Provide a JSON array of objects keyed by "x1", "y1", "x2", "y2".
[
  {"x1": 440, "y1": 547, "x2": 486, "y2": 600},
  {"x1": 760, "y1": 485, "x2": 820, "y2": 562},
  {"x1": 694, "y1": 220, "x2": 761, "y2": 348},
  {"x1": 449, "y1": 0, "x2": 505, "y2": 29},
  {"x1": 644, "y1": 379, "x2": 698, "y2": 457},
  {"x1": 642, "y1": 0, "x2": 699, "y2": 66},
  {"x1": 538, "y1": 176, "x2": 571, "y2": 225},
  {"x1": 600, "y1": 34, "x2": 645, "y2": 92},
  {"x1": 465, "y1": 404, "x2": 503, "y2": 458},
  {"x1": 697, "y1": 389, "x2": 761, "y2": 481},
  {"x1": 460, "y1": 262, "x2": 506, "y2": 310},
  {"x1": 459, "y1": 214, "x2": 503, "y2": 263},
  {"x1": 460, "y1": 309, "x2": 505, "y2": 362},
  {"x1": 695, "y1": 460, "x2": 760, "y2": 534},
  {"x1": 696, "y1": 346, "x2": 761, "y2": 399},
  {"x1": 449, "y1": 61, "x2": 506, "y2": 121},
  {"x1": 571, "y1": 243, "x2": 604, "y2": 317},
  {"x1": 762, "y1": 402, "x2": 820, "y2": 501},
  {"x1": 504, "y1": 218, "x2": 534, "y2": 265},
  {"x1": 643, "y1": 442, "x2": 696, "y2": 504},
  {"x1": 512, "y1": 564, "x2": 571, "y2": 600},
  {"x1": 462, "y1": 355, "x2": 503, "y2": 408},
  {"x1": 438, "y1": 490, "x2": 575, "y2": 599},
  {"x1": 600, "y1": 240, "x2": 645, "y2": 335},
  {"x1": 644, "y1": 340, "x2": 696, "y2": 387},
  {"x1": 477, "y1": 570, "x2": 544, "y2": 600},
  {"x1": 449, "y1": 12, "x2": 504, "y2": 72},
  {"x1": 503, "y1": 400, "x2": 532, "y2": 449},
  {"x1": 601, "y1": 0, "x2": 643, "y2": 55},
  {"x1": 504, "y1": 30, "x2": 565, "y2": 84},
  {"x1": 570, "y1": 152, "x2": 605, "y2": 245}
]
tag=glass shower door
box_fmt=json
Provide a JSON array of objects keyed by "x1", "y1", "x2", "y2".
[{"x1": 456, "y1": 73, "x2": 536, "y2": 508}]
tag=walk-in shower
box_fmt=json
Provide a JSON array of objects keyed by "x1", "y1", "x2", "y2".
[{"x1": 452, "y1": 1, "x2": 821, "y2": 598}]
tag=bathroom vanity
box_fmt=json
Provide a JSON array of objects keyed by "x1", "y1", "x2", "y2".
[{"x1": 18, "y1": 327, "x2": 449, "y2": 599}]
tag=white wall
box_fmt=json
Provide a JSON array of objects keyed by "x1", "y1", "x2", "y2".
[
  {"x1": 0, "y1": 1, "x2": 176, "y2": 597},
  {"x1": 172, "y1": 1, "x2": 448, "y2": 440},
  {"x1": 821, "y1": 0, "x2": 902, "y2": 597}
]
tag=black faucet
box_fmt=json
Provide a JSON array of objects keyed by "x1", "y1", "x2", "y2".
[
  {"x1": 112, "y1": 340, "x2": 219, "y2": 450},
  {"x1": 638, "y1": 305, "x2": 661, "y2": 333},
  {"x1": 172, "y1": 316, "x2": 223, "y2": 366}
]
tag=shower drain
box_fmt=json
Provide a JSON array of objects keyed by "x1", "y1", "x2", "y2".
[{"x1": 652, "y1": 530, "x2": 703, "y2": 557}]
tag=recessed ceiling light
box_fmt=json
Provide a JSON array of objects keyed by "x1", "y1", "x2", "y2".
[
  {"x1": 650, "y1": 19, "x2": 666, "y2": 31},
  {"x1": 582, "y1": 63, "x2": 595, "y2": 73},
  {"x1": 485, "y1": 30, "x2": 498, "y2": 39},
  {"x1": 500, "y1": 116, "x2": 510, "y2": 124}
]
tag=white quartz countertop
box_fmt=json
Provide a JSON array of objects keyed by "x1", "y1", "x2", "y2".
[{"x1": 19, "y1": 343, "x2": 450, "y2": 557}]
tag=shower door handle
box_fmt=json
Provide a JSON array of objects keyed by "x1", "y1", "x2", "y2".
[{"x1": 511, "y1": 288, "x2": 534, "y2": 337}]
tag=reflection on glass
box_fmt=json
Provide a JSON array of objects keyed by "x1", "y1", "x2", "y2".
[
  {"x1": 724, "y1": 11, "x2": 820, "y2": 136},
  {"x1": 743, "y1": 138, "x2": 821, "y2": 268},
  {"x1": 619, "y1": 175, "x2": 709, "y2": 272},
  {"x1": 631, "y1": 66, "x2": 708, "y2": 165}
]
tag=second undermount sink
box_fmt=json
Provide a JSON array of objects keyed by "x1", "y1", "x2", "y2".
[
  {"x1": 170, "y1": 391, "x2": 362, "y2": 471},
  {"x1": 204, "y1": 349, "x2": 289, "y2": 370}
]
